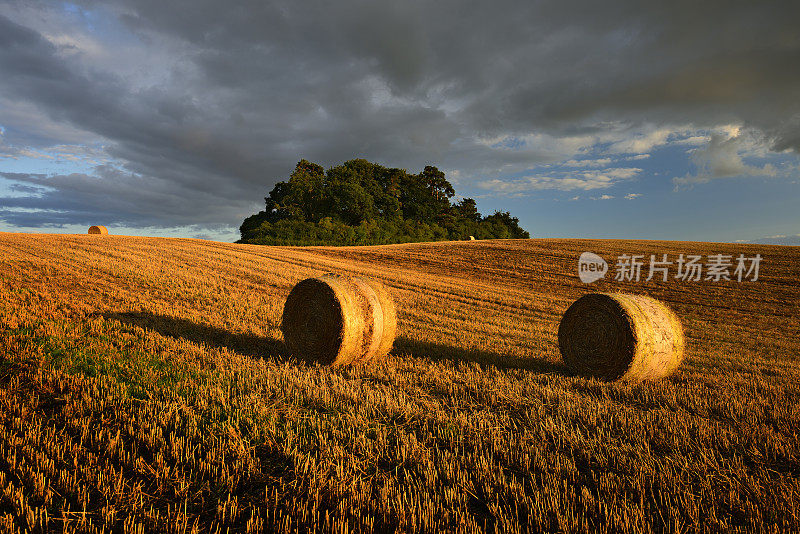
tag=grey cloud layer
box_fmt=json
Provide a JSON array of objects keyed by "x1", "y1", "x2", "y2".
[
  {"x1": 0, "y1": 168, "x2": 248, "y2": 228},
  {"x1": 0, "y1": 0, "x2": 799, "y2": 232}
]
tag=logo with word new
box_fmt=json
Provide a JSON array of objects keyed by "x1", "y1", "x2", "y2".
[{"x1": 578, "y1": 252, "x2": 608, "y2": 283}]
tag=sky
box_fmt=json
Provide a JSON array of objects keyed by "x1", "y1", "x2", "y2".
[{"x1": 0, "y1": 0, "x2": 799, "y2": 244}]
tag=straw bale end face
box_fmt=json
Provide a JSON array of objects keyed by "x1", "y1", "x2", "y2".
[
  {"x1": 282, "y1": 277, "x2": 355, "y2": 366},
  {"x1": 558, "y1": 293, "x2": 685, "y2": 382},
  {"x1": 281, "y1": 273, "x2": 397, "y2": 366},
  {"x1": 88, "y1": 226, "x2": 109, "y2": 235}
]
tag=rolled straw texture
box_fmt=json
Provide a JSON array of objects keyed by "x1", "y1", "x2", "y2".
[
  {"x1": 88, "y1": 226, "x2": 108, "y2": 235},
  {"x1": 352, "y1": 276, "x2": 397, "y2": 364},
  {"x1": 281, "y1": 273, "x2": 396, "y2": 366},
  {"x1": 558, "y1": 293, "x2": 685, "y2": 382}
]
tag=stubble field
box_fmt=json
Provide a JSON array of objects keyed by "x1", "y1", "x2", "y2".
[{"x1": 0, "y1": 232, "x2": 799, "y2": 533}]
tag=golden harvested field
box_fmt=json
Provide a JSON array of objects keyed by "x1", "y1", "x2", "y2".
[{"x1": 1, "y1": 232, "x2": 799, "y2": 533}]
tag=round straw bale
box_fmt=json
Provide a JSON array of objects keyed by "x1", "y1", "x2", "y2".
[
  {"x1": 281, "y1": 273, "x2": 396, "y2": 366},
  {"x1": 88, "y1": 225, "x2": 108, "y2": 235},
  {"x1": 558, "y1": 293, "x2": 685, "y2": 382}
]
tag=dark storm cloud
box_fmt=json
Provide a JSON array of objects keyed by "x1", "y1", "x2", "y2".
[
  {"x1": 0, "y1": 1, "x2": 799, "y2": 233},
  {"x1": 0, "y1": 168, "x2": 247, "y2": 228}
]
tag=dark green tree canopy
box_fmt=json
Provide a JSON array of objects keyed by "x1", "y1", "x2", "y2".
[{"x1": 239, "y1": 158, "x2": 529, "y2": 246}]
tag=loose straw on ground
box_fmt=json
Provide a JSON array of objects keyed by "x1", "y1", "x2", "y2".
[
  {"x1": 558, "y1": 293, "x2": 685, "y2": 382},
  {"x1": 281, "y1": 273, "x2": 397, "y2": 366}
]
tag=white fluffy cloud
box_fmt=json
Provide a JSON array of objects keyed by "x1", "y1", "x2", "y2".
[
  {"x1": 563, "y1": 158, "x2": 613, "y2": 167},
  {"x1": 478, "y1": 167, "x2": 642, "y2": 194},
  {"x1": 674, "y1": 131, "x2": 779, "y2": 186}
]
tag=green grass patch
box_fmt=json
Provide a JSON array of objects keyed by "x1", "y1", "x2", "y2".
[{"x1": 6, "y1": 319, "x2": 210, "y2": 402}]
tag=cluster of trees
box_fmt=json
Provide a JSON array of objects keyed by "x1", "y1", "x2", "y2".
[{"x1": 239, "y1": 159, "x2": 529, "y2": 246}]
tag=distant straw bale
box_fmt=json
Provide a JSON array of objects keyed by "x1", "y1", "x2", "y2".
[
  {"x1": 88, "y1": 226, "x2": 108, "y2": 235},
  {"x1": 282, "y1": 273, "x2": 396, "y2": 366},
  {"x1": 558, "y1": 293, "x2": 685, "y2": 382}
]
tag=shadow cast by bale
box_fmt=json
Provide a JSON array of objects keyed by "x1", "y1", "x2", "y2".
[
  {"x1": 103, "y1": 312, "x2": 287, "y2": 362},
  {"x1": 393, "y1": 336, "x2": 567, "y2": 374}
]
